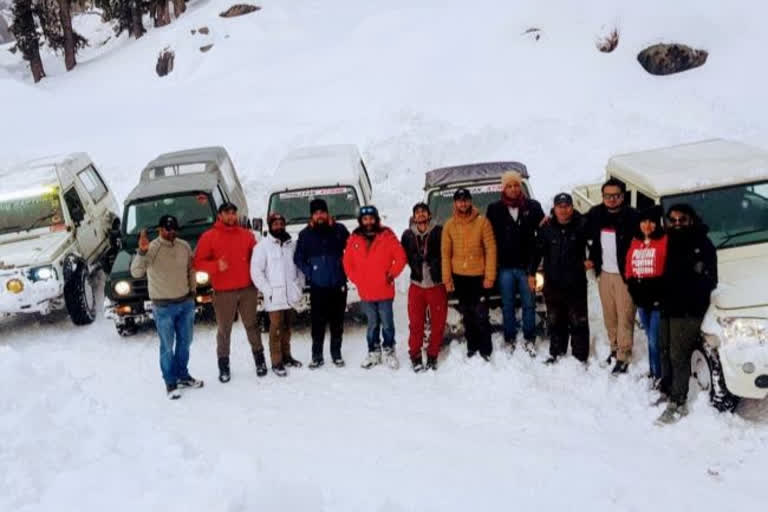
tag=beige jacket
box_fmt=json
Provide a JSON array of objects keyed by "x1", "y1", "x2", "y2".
[{"x1": 130, "y1": 237, "x2": 196, "y2": 303}]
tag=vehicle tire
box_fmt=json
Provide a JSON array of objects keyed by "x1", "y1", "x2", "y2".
[
  {"x1": 116, "y1": 319, "x2": 138, "y2": 337},
  {"x1": 64, "y1": 263, "x2": 97, "y2": 325},
  {"x1": 691, "y1": 345, "x2": 740, "y2": 413}
]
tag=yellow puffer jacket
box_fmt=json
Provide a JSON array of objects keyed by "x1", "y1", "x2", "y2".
[{"x1": 441, "y1": 206, "x2": 497, "y2": 284}]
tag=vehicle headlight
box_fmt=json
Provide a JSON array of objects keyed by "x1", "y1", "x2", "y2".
[
  {"x1": 28, "y1": 265, "x2": 57, "y2": 282},
  {"x1": 535, "y1": 271, "x2": 545, "y2": 293},
  {"x1": 195, "y1": 271, "x2": 210, "y2": 285},
  {"x1": 717, "y1": 317, "x2": 768, "y2": 346},
  {"x1": 114, "y1": 280, "x2": 132, "y2": 296},
  {"x1": 6, "y1": 279, "x2": 24, "y2": 294}
]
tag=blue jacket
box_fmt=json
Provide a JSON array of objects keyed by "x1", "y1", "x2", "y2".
[{"x1": 294, "y1": 222, "x2": 350, "y2": 289}]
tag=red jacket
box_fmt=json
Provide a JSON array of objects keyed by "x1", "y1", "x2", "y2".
[
  {"x1": 194, "y1": 221, "x2": 257, "y2": 292},
  {"x1": 625, "y1": 236, "x2": 667, "y2": 279},
  {"x1": 343, "y1": 227, "x2": 407, "y2": 301}
]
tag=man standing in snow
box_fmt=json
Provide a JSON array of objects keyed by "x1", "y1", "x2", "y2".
[
  {"x1": 343, "y1": 205, "x2": 407, "y2": 369},
  {"x1": 131, "y1": 215, "x2": 203, "y2": 400},
  {"x1": 194, "y1": 203, "x2": 265, "y2": 383},
  {"x1": 486, "y1": 170, "x2": 544, "y2": 355},
  {"x1": 250, "y1": 213, "x2": 305, "y2": 377},
  {"x1": 441, "y1": 188, "x2": 497, "y2": 360},
  {"x1": 586, "y1": 178, "x2": 638, "y2": 374},
  {"x1": 401, "y1": 202, "x2": 447, "y2": 372},
  {"x1": 531, "y1": 194, "x2": 591, "y2": 364},
  {"x1": 294, "y1": 199, "x2": 350, "y2": 368},
  {"x1": 656, "y1": 204, "x2": 717, "y2": 425}
]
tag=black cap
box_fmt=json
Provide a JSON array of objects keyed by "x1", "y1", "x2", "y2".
[
  {"x1": 412, "y1": 202, "x2": 430, "y2": 215},
  {"x1": 553, "y1": 193, "x2": 573, "y2": 206},
  {"x1": 158, "y1": 214, "x2": 179, "y2": 230},
  {"x1": 453, "y1": 188, "x2": 472, "y2": 201},
  {"x1": 218, "y1": 202, "x2": 238, "y2": 213},
  {"x1": 310, "y1": 198, "x2": 328, "y2": 215}
]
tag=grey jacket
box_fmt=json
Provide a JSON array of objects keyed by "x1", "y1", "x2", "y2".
[{"x1": 130, "y1": 237, "x2": 196, "y2": 304}]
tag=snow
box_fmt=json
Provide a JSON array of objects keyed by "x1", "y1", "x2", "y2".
[{"x1": 2, "y1": 0, "x2": 768, "y2": 510}]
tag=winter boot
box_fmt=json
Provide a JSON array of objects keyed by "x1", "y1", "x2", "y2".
[
  {"x1": 426, "y1": 356, "x2": 438, "y2": 371},
  {"x1": 308, "y1": 358, "x2": 325, "y2": 370},
  {"x1": 332, "y1": 356, "x2": 346, "y2": 367},
  {"x1": 272, "y1": 364, "x2": 287, "y2": 377},
  {"x1": 504, "y1": 338, "x2": 516, "y2": 353},
  {"x1": 655, "y1": 402, "x2": 689, "y2": 425},
  {"x1": 361, "y1": 351, "x2": 382, "y2": 369},
  {"x1": 411, "y1": 355, "x2": 425, "y2": 373},
  {"x1": 544, "y1": 355, "x2": 558, "y2": 365},
  {"x1": 218, "y1": 357, "x2": 231, "y2": 383},
  {"x1": 166, "y1": 383, "x2": 181, "y2": 400},
  {"x1": 603, "y1": 351, "x2": 617, "y2": 368},
  {"x1": 524, "y1": 340, "x2": 537, "y2": 358},
  {"x1": 178, "y1": 376, "x2": 204, "y2": 389},
  {"x1": 253, "y1": 351, "x2": 268, "y2": 377},
  {"x1": 284, "y1": 356, "x2": 303, "y2": 368},
  {"x1": 481, "y1": 353, "x2": 491, "y2": 362},
  {"x1": 611, "y1": 361, "x2": 629, "y2": 375},
  {"x1": 383, "y1": 348, "x2": 400, "y2": 370}
]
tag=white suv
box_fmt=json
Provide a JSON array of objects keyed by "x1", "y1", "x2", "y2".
[{"x1": 0, "y1": 153, "x2": 120, "y2": 324}]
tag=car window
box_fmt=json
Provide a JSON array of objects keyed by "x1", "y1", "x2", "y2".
[
  {"x1": 636, "y1": 190, "x2": 655, "y2": 210},
  {"x1": 64, "y1": 187, "x2": 86, "y2": 224},
  {"x1": 212, "y1": 186, "x2": 226, "y2": 209},
  {"x1": 124, "y1": 193, "x2": 216, "y2": 235},
  {"x1": 78, "y1": 165, "x2": 108, "y2": 203}
]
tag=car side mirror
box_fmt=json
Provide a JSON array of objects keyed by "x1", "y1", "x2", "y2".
[{"x1": 252, "y1": 218, "x2": 263, "y2": 233}]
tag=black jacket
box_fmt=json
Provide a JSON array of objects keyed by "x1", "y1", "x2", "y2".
[
  {"x1": 663, "y1": 225, "x2": 718, "y2": 318},
  {"x1": 530, "y1": 211, "x2": 590, "y2": 291},
  {"x1": 486, "y1": 198, "x2": 545, "y2": 270},
  {"x1": 401, "y1": 221, "x2": 443, "y2": 284},
  {"x1": 586, "y1": 204, "x2": 638, "y2": 278}
]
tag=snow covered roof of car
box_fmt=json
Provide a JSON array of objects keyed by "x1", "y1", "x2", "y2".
[
  {"x1": 271, "y1": 144, "x2": 365, "y2": 190},
  {"x1": 423, "y1": 161, "x2": 529, "y2": 189},
  {"x1": 125, "y1": 172, "x2": 220, "y2": 204},
  {"x1": 607, "y1": 139, "x2": 768, "y2": 197},
  {"x1": 0, "y1": 153, "x2": 93, "y2": 191},
  {"x1": 140, "y1": 146, "x2": 231, "y2": 182}
]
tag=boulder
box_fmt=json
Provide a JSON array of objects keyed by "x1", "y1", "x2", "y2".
[
  {"x1": 220, "y1": 4, "x2": 261, "y2": 18},
  {"x1": 637, "y1": 43, "x2": 708, "y2": 76},
  {"x1": 156, "y1": 49, "x2": 175, "y2": 77}
]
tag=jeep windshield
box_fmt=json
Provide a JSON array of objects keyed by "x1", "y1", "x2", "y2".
[
  {"x1": 124, "y1": 192, "x2": 216, "y2": 235},
  {"x1": 428, "y1": 183, "x2": 530, "y2": 224},
  {"x1": 662, "y1": 180, "x2": 768, "y2": 249},
  {"x1": 268, "y1": 186, "x2": 360, "y2": 224},
  {"x1": 0, "y1": 185, "x2": 64, "y2": 236}
]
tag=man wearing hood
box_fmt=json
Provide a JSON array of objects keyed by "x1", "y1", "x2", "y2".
[
  {"x1": 401, "y1": 202, "x2": 447, "y2": 372},
  {"x1": 294, "y1": 199, "x2": 350, "y2": 368},
  {"x1": 250, "y1": 213, "x2": 305, "y2": 377},
  {"x1": 531, "y1": 194, "x2": 591, "y2": 364},
  {"x1": 195, "y1": 203, "x2": 265, "y2": 383},
  {"x1": 486, "y1": 170, "x2": 545, "y2": 355},
  {"x1": 441, "y1": 188, "x2": 497, "y2": 360},
  {"x1": 655, "y1": 204, "x2": 717, "y2": 425},
  {"x1": 343, "y1": 205, "x2": 407, "y2": 369}
]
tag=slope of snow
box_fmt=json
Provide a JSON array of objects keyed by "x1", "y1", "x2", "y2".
[{"x1": 2, "y1": 1, "x2": 768, "y2": 510}]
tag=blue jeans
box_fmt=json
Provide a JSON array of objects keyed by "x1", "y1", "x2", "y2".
[
  {"x1": 362, "y1": 300, "x2": 395, "y2": 352},
  {"x1": 639, "y1": 308, "x2": 662, "y2": 378},
  {"x1": 153, "y1": 299, "x2": 195, "y2": 386},
  {"x1": 498, "y1": 268, "x2": 536, "y2": 342}
]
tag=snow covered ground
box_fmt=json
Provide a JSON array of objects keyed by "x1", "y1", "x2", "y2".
[{"x1": 2, "y1": 0, "x2": 768, "y2": 510}]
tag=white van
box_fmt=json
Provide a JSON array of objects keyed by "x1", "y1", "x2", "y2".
[
  {"x1": 574, "y1": 139, "x2": 768, "y2": 411},
  {"x1": 260, "y1": 144, "x2": 373, "y2": 311}
]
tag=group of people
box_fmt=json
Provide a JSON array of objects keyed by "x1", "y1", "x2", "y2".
[{"x1": 131, "y1": 172, "x2": 718, "y2": 425}]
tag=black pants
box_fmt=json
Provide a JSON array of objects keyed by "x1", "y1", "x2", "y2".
[
  {"x1": 660, "y1": 315, "x2": 703, "y2": 405},
  {"x1": 453, "y1": 275, "x2": 492, "y2": 357},
  {"x1": 544, "y1": 285, "x2": 589, "y2": 362},
  {"x1": 310, "y1": 285, "x2": 347, "y2": 361}
]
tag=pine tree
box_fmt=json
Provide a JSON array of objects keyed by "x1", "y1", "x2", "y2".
[
  {"x1": 35, "y1": 0, "x2": 86, "y2": 71},
  {"x1": 9, "y1": 0, "x2": 46, "y2": 82},
  {"x1": 96, "y1": 0, "x2": 146, "y2": 39}
]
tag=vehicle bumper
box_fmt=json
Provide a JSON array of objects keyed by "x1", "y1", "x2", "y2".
[
  {"x1": 716, "y1": 341, "x2": 768, "y2": 400},
  {"x1": 0, "y1": 273, "x2": 63, "y2": 315},
  {"x1": 104, "y1": 292, "x2": 214, "y2": 324}
]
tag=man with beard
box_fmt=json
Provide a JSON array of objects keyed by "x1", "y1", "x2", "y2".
[
  {"x1": 250, "y1": 213, "x2": 305, "y2": 377},
  {"x1": 441, "y1": 188, "x2": 497, "y2": 360},
  {"x1": 486, "y1": 170, "x2": 545, "y2": 355},
  {"x1": 655, "y1": 204, "x2": 717, "y2": 425},
  {"x1": 586, "y1": 178, "x2": 639, "y2": 374},
  {"x1": 131, "y1": 215, "x2": 202, "y2": 399},
  {"x1": 344, "y1": 205, "x2": 407, "y2": 369},
  {"x1": 294, "y1": 199, "x2": 350, "y2": 368},
  {"x1": 531, "y1": 194, "x2": 592, "y2": 364},
  {"x1": 194, "y1": 203, "x2": 264, "y2": 383},
  {"x1": 401, "y1": 202, "x2": 447, "y2": 372}
]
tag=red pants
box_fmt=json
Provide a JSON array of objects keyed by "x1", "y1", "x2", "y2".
[{"x1": 407, "y1": 284, "x2": 448, "y2": 359}]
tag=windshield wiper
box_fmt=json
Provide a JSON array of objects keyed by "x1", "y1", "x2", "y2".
[
  {"x1": 23, "y1": 212, "x2": 57, "y2": 232},
  {"x1": 180, "y1": 217, "x2": 212, "y2": 228},
  {"x1": 288, "y1": 216, "x2": 310, "y2": 223},
  {"x1": 335, "y1": 214, "x2": 357, "y2": 220},
  {"x1": 716, "y1": 227, "x2": 768, "y2": 248}
]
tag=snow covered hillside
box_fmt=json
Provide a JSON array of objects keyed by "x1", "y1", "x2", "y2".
[{"x1": 2, "y1": 1, "x2": 768, "y2": 511}]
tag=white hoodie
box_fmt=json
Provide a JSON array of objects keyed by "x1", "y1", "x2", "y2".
[{"x1": 250, "y1": 233, "x2": 304, "y2": 312}]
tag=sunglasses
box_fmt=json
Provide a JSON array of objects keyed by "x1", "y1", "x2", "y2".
[
  {"x1": 667, "y1": 215, "x2": 689, "y2": 225},
  {"x1": 603, "y1": 193, "x2": 623, "y2": 200}
]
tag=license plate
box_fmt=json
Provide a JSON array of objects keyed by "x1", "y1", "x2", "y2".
[{"x1": 144, "y1": 301, "x2": 154, "y2": 312}]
